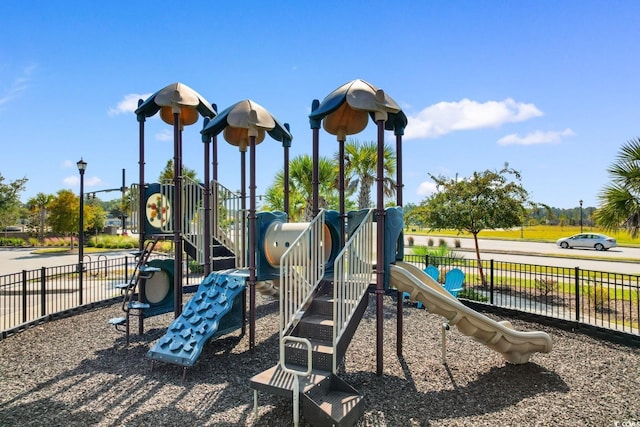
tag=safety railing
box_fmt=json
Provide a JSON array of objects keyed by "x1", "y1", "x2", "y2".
[
  {"x1": 131, "y1": 178, "x2": 244, "y2": 268},
  {"x1": 212, "y1": 180, "x2": 245, "y2": 268},
  {"x1": 332, "y1": 209, "x2": 374, "y2": 373},
  {"x1": 404, "y1": 254, "x2": 640, "y2": 337},
  {"x1": 182, "y1": 176, "x2": 205, "y2": 264},
  {"x1": 279, "y1": 210, "x2": 326, "y2": 343}
]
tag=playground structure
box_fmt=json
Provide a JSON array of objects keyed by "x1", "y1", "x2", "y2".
[{"x1": 112, "y1": 80, "x2": 552, "y2": 426}]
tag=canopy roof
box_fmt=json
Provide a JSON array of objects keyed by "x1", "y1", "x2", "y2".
[
  {"x1": 309, "y1": 79, "x2": 405, "y2": 137},
  {"x1": 135, "y1": 82, "x2": 216, "y2": 126},
  {"x1": 201, "y1": 99, "x2": 292, "y2": 148}
]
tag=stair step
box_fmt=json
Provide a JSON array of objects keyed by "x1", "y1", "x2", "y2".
[
  {"x1": 249, "y1": 365, "x2": 331, "y2": 398},
  {"x1": 128, "y1": 301, "x2": 150, "y2": 310},
  {"x1": 212, "y1": 256, "x2": 236, "y2": 271},
  {"x1": 108, "y1": 317, "x2": 126, "y2": 326},
  {"x1": 286, "y1": 337, "x2": 333, "y2": 354},
  {"x1": 285, "y1": 337, "x2": 333, "y2": 372},
  {"x1": 296, "y1": 315, "x2": 334, "y2": 342},
  {"x1": 303, "y1": 374, "x2": 365, "y2": 427}
]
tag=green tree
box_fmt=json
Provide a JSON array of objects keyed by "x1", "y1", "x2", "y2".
[
  {"x1": 339, "y1": 139, "x2": 396, "y2": 209},
  {"x1": 594, "y1": 138, "x2": 640, "y2": 238},
  {"x1": 26, "y1": 192, "x2": 54, "y2": 242},
  {"x1": 0, "y1": 173, "x2": 28, "y2": 231},
  {"x1": 159, "y1": 159, "x2": 198, "y2": 183},
  {"x1": 263, "y1": 154, "x2": 342, "y2": 221},
  {"x1": 48, "y1": 189, "x2": 79, "y2": 248},
  {"x1": 84, "y1": 200, "x2": 106, "y2": 234},
  {"x1": 414, "y1": 164, "x2": 529, "y2": 285}
]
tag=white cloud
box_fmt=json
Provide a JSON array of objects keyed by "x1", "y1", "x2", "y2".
[
  {"x1": 497, "y1": 128, "x2": 575, "y2": 146},
  {"x1": 63, "y1": 175, "x2": 103, "y2": 188},
  {"x1": 0, "y1": 64, "x2": 37, "y2": 106},
  {"x1": 416, "y1": 181, "x2": 437, "y2": 197},
  {"x1": 404, "y1": 98, "x2": 543, "y2": 140},
  {"x1": 156, "y1": 129, "x2": 173, "y2": 141},
  {"x1": 108, "y1": 93, "x2": 152, "y2": 116}
]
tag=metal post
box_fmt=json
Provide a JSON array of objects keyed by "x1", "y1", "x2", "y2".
[
  {"x1": 575, "y1": 266, "x2": 580, "y2": 321},
  {"x1": 375, "y1": 118, "x2": 386, "y2": 376},
  {"x1": 40, "y1": 267, "x2": 46, "y2": 317},
  {"x1": 173, "y1": 112, "x2": 183, "y2": 318},
  {"x1": 202, "y1": 117, "x2": 212, "y2": 276},
  {"x1": 249, "y1": 134, "x2": 257, "y2": 349},
  {"x1": 77, "y1": 158, "x2": 87, "y2": 306},
  {"x1": 579, "y1": 199, "x2": 583, "y2": 233}
]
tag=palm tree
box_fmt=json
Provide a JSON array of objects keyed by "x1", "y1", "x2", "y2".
[
  {"x1": 26, "y1": 192, "x2": 54, "y2": 242},
  {"x1": 594, "y1": 137, "x2": 640, "y2": 237},
  {"x1": 263, "y1": 154, "x2": 338, "y2": 221},
  {"x1": 339, "y1": 139, "x2": 396, "y2": 209},
  {"x1": 158, "y1": 159, "x2": 198, "y2": 183}
]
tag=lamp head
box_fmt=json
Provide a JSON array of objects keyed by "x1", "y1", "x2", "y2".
[{"x1": 77, "y1": 158, "x2": 87, "y2": 173}]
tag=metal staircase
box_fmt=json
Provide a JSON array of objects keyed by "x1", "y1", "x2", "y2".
[
  {"x1": 108, "y1": 237, "x2": 161, "y2": 345},
  {"x1": 250, "y1": 210, "x2": 374, "y2": 427}
]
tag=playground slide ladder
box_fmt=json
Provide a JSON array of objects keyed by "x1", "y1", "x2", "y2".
[
  {"x1": 251, "y1": 210, "x2": 371, "y2": 427},
  {"x1": 108, "y1": 237, "x2": 161, "y2": 345}
]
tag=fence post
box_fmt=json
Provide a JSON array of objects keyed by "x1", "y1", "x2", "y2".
[
  {"x1": 489, "y1": 259, "x2": 494, "y2": 305},
  {"x1": 22, "y1": 270, "x2": 27, "y2": 324},
  {"x1": 78, "y1": 261, "x2": 83, "y2": 306},
  {"x1": 425, "y1": 254, "x2": 429, "y2": 268},
  {"x1": 40, "y1": 267, "x2": 46, "y2": 317},
  {"x1": 575, "y1": 266, "x2": 580, "y2": 322}
]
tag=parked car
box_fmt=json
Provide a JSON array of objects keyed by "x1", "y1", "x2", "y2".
[{"x1": 556, "y1": 233, "x2": 617, "y2": 251}]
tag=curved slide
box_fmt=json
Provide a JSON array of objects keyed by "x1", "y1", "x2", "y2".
[{"x1": 390, "y1": 262, "x2": 552, "y2": 364}]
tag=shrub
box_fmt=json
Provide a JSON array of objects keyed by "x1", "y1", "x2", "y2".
[
  {"x1": 535, "y1": 277, "x2": 557, "y2": 296},
  {"x1": 0, "y1": 237, "x2": 25, "y2": 246},
  {"x1": 586, "y1": 282, "x2": 610, "y2": 312},
  {"x1": 427, "y1": 238, "x2": 434, "y2": 247},
  {"x1": 407, "y1": 236, "x2": 414, "y2": 246},
  {"x1": 438, "y1": 238, "x2": 447, "y2": 247},
  {"x1": 457, "y1": 288, "x2": 488, "y2": 302},
  {"x1": 188, "y1": 260, "x2": 204, "y2": 273},
  {"x1": 453, "y1": 238, "x2": 461, "y2": 248},
  {"x1": 410, "y1": 244, "x2": 464, "y2": 267}
]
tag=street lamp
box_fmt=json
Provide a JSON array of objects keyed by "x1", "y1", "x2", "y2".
[
  {"x1": 579, "y1": 199, "x2": 583, "y2": 233},
  {"x1": 77, "y1": 158, "x2": 87, "y2": 304}
]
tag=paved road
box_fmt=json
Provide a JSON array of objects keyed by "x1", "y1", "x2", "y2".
[
  {"x1": 2, "y1": 235, "x2": 639, "y2": 277},
  {"x1": 406, "y1": 235, "x2": 640, "y2": 275},
  {"x1": 0, "y1": 248, "x2": 131, "y2": 276}
]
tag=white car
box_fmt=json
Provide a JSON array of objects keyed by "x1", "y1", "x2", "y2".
[{"x1": 556, "y1": 233, "x2": 617, "y2": 251}]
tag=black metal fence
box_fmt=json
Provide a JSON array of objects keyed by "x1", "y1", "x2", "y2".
[
  {"x1": 2, "y1": 253, "x2": 639, "y2": 341},
  {"x1": 404, "y1": 254, "x2": 640, "y2": 337},
  {"x1": 0, "y1": 253, "x2": 202, "y2": 340}
]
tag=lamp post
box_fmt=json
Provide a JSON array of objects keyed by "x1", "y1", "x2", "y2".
[
  {"x1": 579, "y1": 199, "x2": 583, "y2": 233},
  {"x1": 77, "y1": 158, "x2": 87, "y2": 305}
]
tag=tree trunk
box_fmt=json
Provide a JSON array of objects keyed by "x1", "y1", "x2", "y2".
[{"x1": 473, "y1": 232, "x2": 486, "y2": 285}]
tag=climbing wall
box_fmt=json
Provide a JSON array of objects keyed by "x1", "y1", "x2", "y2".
[{"x1": 146, "y1": 269, "x2": 246, "y2": 367}]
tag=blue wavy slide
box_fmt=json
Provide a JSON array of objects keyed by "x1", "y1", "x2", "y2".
[{"x1": 146, "y1": 269, "x2": 246, "y2": 367}]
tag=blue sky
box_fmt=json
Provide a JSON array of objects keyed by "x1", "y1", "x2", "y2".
[{"x1": 1, "y1": 1, "x2": 639, "y2": 209}]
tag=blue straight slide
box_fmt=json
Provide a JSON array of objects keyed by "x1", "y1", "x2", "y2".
[{"x1": 146, "y1": 269, "x2": 246, "y2": 367}]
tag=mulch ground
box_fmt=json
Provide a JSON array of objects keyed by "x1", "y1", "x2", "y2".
[{"x1": 1, "y1": 291, "x2": 639, "y2": 426}]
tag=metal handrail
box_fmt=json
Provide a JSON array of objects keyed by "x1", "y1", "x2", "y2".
[
  {"x1": 279, "y1": 210, "x2": 326, "y2": 345},
  {"x1": 332, "y1": 209, "x2": 374, "y2": 373}
]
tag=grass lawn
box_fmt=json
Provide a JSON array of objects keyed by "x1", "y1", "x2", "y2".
[{"x1": 407, "y1": 225, "x2": 640, "y2": 247}]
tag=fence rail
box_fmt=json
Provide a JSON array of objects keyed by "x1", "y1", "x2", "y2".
[
  {"x1": 404, "y1": 254, "x2": 640, "y2": 336},
  {"x1": 0, "y1": 253, "x2": 198, "y2": 340},
  {"x1": 2, "y1": 251, "x2": 639, "y2": 341}
]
